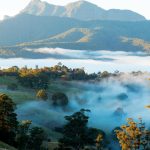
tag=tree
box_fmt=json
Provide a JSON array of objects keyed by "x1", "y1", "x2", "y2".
[
  {"x1": 87, "y1": 128, "x2": 105, "y2": 148},
  {"x1": 96, "y1": 134, "x2": 103, "y2": 150},
  {"x1": 58, "y1": 109, "x2": 90, "y2": 150},
  {"x1": 18, "y1": 72, "x2": 49, "y2": 89},
  {"x1": 101, "y1": 71, "x2": 110, "y2": 78},
  {"x1": 116, "y1": 118, "x2": 150, "y2": 150},
  {"x1": 16, "y1": 120, "x2": 32, "y2": 150},
  {"x1": 36, "y1": 89, "x2": 48, "y2": 100},
  {"x1": 145, "y1": 105, "x2": 150, "y2": 109},
  {"x1": 52, "y1": 92, "x2": 68, "y2": 106},
  {"x1": 0, "y1": 93, "x2": 18, "y2": 145},
  {"x1": 28, "y1": 127, "x2": 46, "y2": 150}
]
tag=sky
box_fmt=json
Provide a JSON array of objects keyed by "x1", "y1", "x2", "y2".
[{"x1": 0, "y1": 0, "x2": 150, "y2": 20}]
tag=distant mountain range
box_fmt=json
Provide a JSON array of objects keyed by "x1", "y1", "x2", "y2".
[
  {"x1": 21, "y1": 0, "x2": 146, "y2": 21},
  {"x1": 0, "y1": 0, "x2": 150, "y2": 58}
]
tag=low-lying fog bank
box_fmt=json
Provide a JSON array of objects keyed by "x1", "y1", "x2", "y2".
[
  {"x1": 1, "y1": 48, "x2": 150, "y2": 73},
  {"x1": 16, "y1": 73, "x2": 150, "y2": 133}
]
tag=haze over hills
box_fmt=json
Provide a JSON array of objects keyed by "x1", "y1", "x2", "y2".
[
  {"x1": 21, "y1": 0, "x2": 146, "y2": 21},
  {"x1": 0, "y1": 13, "x2": 150, "y2": 58},
  {"x1": 0, "y1": 0, "x2": 150, "y2": 58}
]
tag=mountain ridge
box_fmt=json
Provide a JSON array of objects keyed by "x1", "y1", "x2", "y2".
[
  {"x1": 0, "y1": 14, "x2": 150, "y2": 59},
  {"x1": 21, "y1": 0, "x2": 146, "y2": 21}
]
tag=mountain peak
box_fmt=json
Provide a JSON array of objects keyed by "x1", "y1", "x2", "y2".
[
  {"x1": 67, "y1": 0, "x2": 99, "y2": 7},
  {"x1": 30, "y1": 0, "x2": 41, "y2": 4},
  {"x1": 21, "y1": 0, "x2": 56, "y2": 16},
  {"x1": 21, "y1": 0, "x2": 146, "y2": 21},
  {"x1": 31, "y1": 0, "x2": 41, "y2": 2}
]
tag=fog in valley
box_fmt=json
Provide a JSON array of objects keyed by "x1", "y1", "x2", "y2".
[{"x1": 16, "y1": 73, "x2": 150, "y2": 133}]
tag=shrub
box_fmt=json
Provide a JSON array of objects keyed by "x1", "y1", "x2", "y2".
[
  {"x1": 116, "y1": 118, "x2": 150, "y2": 150},
  {"x1": 36, "y1": 89, "x2": 48, "y2": 100},
  {"x1": 51, "y1": 92, "x2": 68, "y2": 106}
]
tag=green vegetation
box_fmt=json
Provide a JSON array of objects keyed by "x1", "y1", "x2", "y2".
[
  {"x1": 57, "y1": 109, "x2": 105, "y2": 150},
  {"x1": 0, "y1": 76, "x2": 18, "y2": 85},
  {"x1": 0, "y1": 65, "x2": 150, "y2": 149},
  {"x1": 7, "y1": 83, "x2": 18, "y2": 91},
  {"x1": 51, "y1": 92, "x2": 68, "y2": 106},
  {"x1": 0, "y1": 94, "x2": 18, "y2": 145},
  {"x1": 0, "y1": 141, "x2": 17, "y2": 150},
  {"x1": 0, "y1": 93, "x2": 47, "y2": 150},
  {"x1": 0, "y1": 92, "x2": 150, "y2": 149},
  {"x1": 36, "y1": 89, "x2": 48, "y2": 101}
]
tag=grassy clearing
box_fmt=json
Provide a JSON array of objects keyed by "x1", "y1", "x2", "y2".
[
  {"x1": 1, "y1": 90, "x2": 35, "y2": 104},
  {"x1": 0, "y1": 76, "x2": 36, "y2": 104},
  {"x1": 48, "y1": 142, "x2": 58, "y2": 150},
  {"x1": 48, "y1": 80, "x2": 81, "y2": 94},
  {"x1": 0, "y1": 76, "x2": 18, "y2": 85},
  {"x1": 0, "y1": 79, "x2": 80, "y2": 105}
]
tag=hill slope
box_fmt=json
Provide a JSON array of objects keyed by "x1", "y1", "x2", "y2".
[
  {"x1": 0, "y1": 14, "x2": 150, "y2": 58},
  {"x1": 0, "y1": 14, "x2": 82, "y2": 46}
]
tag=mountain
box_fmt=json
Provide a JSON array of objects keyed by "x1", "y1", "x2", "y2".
[
  {"x1": 0, "y1": 13, "x2": 150, "y2": 58},
  {"x1": 0, "y1": 14, "x2": 82, "y2": 46},
  {"x1": 21, "y1": 0, "x2": 146, "y2": 21}
]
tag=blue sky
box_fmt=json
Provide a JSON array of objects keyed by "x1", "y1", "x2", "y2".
[{"x1": 0, "y1": 0, "x2": 149, "y2": 20}]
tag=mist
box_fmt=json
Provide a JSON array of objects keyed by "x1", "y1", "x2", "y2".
[
  {"x1": 16, "y1": 73, "x2": 150, "y2": 133},
  {"x1": 1, "y1": 48, "x2": 150, "y2": 73}
]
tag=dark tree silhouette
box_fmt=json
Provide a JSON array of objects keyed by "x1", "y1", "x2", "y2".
[
  {"x1": 0, "y1": 93, "x2": 18, "y2": 145},
  {"x1": 58, "y1": 109, "x2": 91, "y2": 150},
  {"x1": 52, "y1": 92, "x2": 68, "y2": 106}
]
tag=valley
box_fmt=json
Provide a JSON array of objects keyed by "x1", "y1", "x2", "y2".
[{"x1": 0, "y1": 0, "x2": 150, "y2": 149}]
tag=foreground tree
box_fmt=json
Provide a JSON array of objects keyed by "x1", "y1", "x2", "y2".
[
  {"x1": 96, "y1": 134, "x2": 103, "y2": 150},
  {"x1": 58, "y1": 109, "x2": 91, "y2": 149},
  {"x1": 28, "y1": 127, "x2": 46, "y2": 150},
  {"x1": 116, "y1": 118, "x2": 150, "y2": 150},
  {"x1": 16, "y1": 120, "x2": 32, "y2": 150},
  {"x1": 0, "y1": 93, "x2": 18, "y2": 145},
  {"x1": 16, "y1": 120, "x2": 46, "y2": 150}
]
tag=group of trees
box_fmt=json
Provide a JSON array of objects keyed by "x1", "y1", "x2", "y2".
[
  {"x1": 0, "y1": 64, "x2": 120, "y2": 90},
  {"x1": 36, "y1": 90, "x2": 69, "y2": 106},
  {"x1": 0, "y1": 93, "x2": 46, "y2": 150},
  {"x1": 1, "y1": 92, "x2": 150, "y2": 150},
  {"x1": 0, "y1": 65, "x2": 146, "y2": 92},
  {"x1": 56, "y1": 109, "x2": 106, "y2": 150},
  {"x1": 56, "y1": 109, "x2": 150, "y2": 150},
  {"x1": 116, "y1": 118, "x2": 150, "y2": 150},
  {"x1": 18, "y1": 72, "x2": 49, "y2": 89},
  {"x1": 0, "y1": 64, "x2": 95, "y2": 86},
  {"x1": 16, "y1": 120, "x2": 46, "y2": 150}
]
